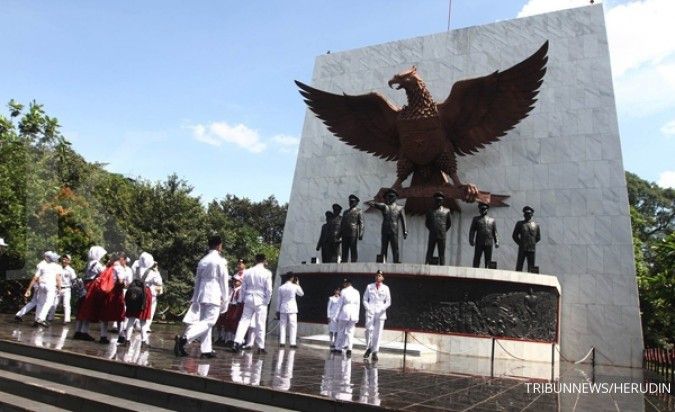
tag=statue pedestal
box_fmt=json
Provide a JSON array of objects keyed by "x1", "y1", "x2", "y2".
[{"x1": 273, "y1": 263, "x2": 561, "y2": 364}]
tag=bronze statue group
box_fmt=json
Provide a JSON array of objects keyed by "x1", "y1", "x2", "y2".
[{"x1": 317, "y1": 190, "x2": 542, "y2": 272}]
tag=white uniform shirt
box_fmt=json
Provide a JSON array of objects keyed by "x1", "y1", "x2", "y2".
[
  {"x1": 191, "y1": 250, "x2": 228, "y2": 306},
  {"x1": 122, "y1": 266, "x2": 133, "y2": 287},
  {"x1": 60, "y1": 266, "x2": 77, "y2": 288},
  {"x1": 363, "y1": 283, "x2": 391, "y2": 320},
  {"x1": 112, "y1": 262, "x2": 127, "y2": 283},
  {"x1": 337, "y1": 285, "x2": 360, "y2": 322},
  {"x1": 327, "y1": 295, "x2": 340, "y2": 319},
  {"x1": 36, "y1": 262, "x2": 61, "y2": 288},
  {"x1": 240, "y1": 263, "x2": 273, "y2": 307},
  {"x1": 276, "y1": 281, "x2": 304, "y2": 314},
  {"x1": 143, "y1": 269, "x2": 163, "y2": 296}
]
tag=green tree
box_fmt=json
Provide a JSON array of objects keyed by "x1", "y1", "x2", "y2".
[
  {"x1": 1, "y1": 100, "x2": 288, "y2": 319},
  {"x1": 626, "y1": 172, "x2": 675, "y2": 348}
]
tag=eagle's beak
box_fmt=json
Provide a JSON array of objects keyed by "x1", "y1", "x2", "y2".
[{"x1": 388, "y1": 77, "x2": 401, "y2": 89}]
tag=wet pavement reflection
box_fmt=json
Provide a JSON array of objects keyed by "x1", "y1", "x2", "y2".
[{"x1": 1, "y1": 315, "x2": 668, "y2": 411}]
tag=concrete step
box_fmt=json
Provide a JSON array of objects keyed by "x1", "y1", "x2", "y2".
[
  {"x1": 0, "y1": 390, "x2": 70, "y2": 412},
  {"x1": 0, "y1": 340, "x2": 385, "y2": 412},
  {"x1": 0, "y1": 368, "x2": 173, "y2": 412},
  {"x1": 0, "y1": 351, "x2": 289, "y2": 412},
  {"x1": 299, "y1": 334, "x2": 433, "y2": 356}
]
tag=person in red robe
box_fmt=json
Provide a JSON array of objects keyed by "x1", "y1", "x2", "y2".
[
  {"x1": 98, "y1": 252, "x2": 128, "y2": 344},
  {"x1": 73, "y1": 246, "x2": 107, "y2": 341}
]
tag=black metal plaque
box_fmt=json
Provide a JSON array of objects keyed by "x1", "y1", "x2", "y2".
[{"x1": 296, "y1": 272, "x2": 559, "y2": 342}]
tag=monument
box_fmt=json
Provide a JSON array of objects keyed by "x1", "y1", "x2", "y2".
[{"x1": 277, "y1": 4, "x2": 642, "y2": 367}]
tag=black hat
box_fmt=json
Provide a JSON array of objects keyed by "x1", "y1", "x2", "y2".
[
  {"x1": 282, "y1": 271, "x2": 295, "y2": 280},
  {"x1": 478, "y1": 202, "x2": 489, "y2": 209},
  {"x1": 433, "y1": 191, "x2": 445, "y2": 198},
  {"x1": 523, "y1": 205, "x2": 534, "y2": 213},
  {"x1": 348, "y1": 194, "x2": 359, "y2": 202},
  {"x1": 385, "y1": 188, "x2": 399, "y2": 197},
  {"x1": 332, "y1": 203, "x2": 343, "y2": 211}
]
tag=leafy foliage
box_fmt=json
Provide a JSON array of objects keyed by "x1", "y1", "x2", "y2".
[
  {"x1": 0, "y1": 101, "x2": 287, "y2": 319},
  {"x1": 626, "y1": 172, "x2": 674, "y2": 348}
]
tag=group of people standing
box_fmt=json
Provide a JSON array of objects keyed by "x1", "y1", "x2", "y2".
[
  {"x1": 14, "y1": 246, "x2": 163, "y2": 347},
  {"x1": 173, "y1": 234, "x2": 313, "y2": 359},
  {"x1": 174, "y1": 235, "x2": 279, "y2": 358},
  {"x1": 327, "y1": 271, "x2": 391, "y2": 361}
]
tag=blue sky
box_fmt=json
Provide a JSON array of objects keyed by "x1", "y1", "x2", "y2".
[{"x1": 2, "y1": 0, "x2": 673, "y2": 203}]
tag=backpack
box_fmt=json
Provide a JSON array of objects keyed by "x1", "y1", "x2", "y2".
[
  {"x1": 96, "y1": 266, "x2": 115, "y2": 293},
  {"x1": 125, "y1": 279, "x2": 146, "y2": 314}
]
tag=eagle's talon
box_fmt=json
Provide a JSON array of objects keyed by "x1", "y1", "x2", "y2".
[{"x1": 463, "y1": 183, "x2": 479, "y2": 203}]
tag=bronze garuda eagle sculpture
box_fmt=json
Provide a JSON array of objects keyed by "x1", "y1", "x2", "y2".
[{"x1": 296, "y1": 41, "x2": 548, "y2": 214}]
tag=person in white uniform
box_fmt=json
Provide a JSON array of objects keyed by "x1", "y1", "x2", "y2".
[
  {"x1": 326, "y1": 287, "x2": 341, "y2": 348},
  {"x1": 175, "y1": 234, "x2": 228, "y2": 358},
  {"x1": 24, "y1": 251, "x2": 62, "y2": 327},
  {"x1": 15, "y1": 252, "x2": 49, "y2": 322},
  {"x1": 231, "y1": 254, "x2": 273, "y2": 354},
  {"x1": 332, "y1": 278, "x2": 360, "y2": 357},
  {"x1": 141, "y1": 258, "x2": 163, "y2": 334},
  {"x1": 362, "y1": 270, "x2": 391, "y2": 361},
  {"x1": 50, "y1": 255, "x2": 78, "y2": 323},
  {"x1": 276, "y1": 272, "x2": 304, "y2": 347},
  {"x1": 116, "y1": 257, "x2": 134, "y2": 335}
]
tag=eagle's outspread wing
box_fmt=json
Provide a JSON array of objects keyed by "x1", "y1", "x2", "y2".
[
  {"x1": 437, "y1": 41, "x2": 548, "y2": 156},
  {"x1": 295, "y1": 80, "x2": 401, "y2": 161}
]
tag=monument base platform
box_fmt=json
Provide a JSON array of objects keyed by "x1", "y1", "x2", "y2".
[{"x1": 275, "y1": 262, "x2": 561, "y2": 363}]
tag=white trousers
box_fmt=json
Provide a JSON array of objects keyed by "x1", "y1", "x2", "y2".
[
  {"x1": 35, "y1": 285, "x2": 57, "y2": 322},
  {"x1": 279, "y1": 313, "x2": 298, "y2": 345},
  {"x1": 184, "y1": 303, "x2": 220, "y2": 354},
  {"x1": 125, "y1": 317, "x2": 147, "y2": 343},
  {"x1": 144, "y1": 295, "x2": 158, "y2": 333},
  {"x1": 365, "y1": 315, "x2": 386, "y2": 352},
  {"x1": 48, "y1": 288, "x2": 72, "y2": 322},
  {"x1": 16, "y1": 294, "x2": 38, "y2": 317},
  {"x1": 335, "y1": 320, "x2": 357, "y2": 351},
  {"x1": 234, "y1": 303, "x2": 268, "y2": 349}
]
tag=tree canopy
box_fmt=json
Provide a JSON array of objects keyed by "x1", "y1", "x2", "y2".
[
  {"x1": 0, "y1": 101, "x2": 287, "y2": 318},
  {"x1": 626, "y1": 172, "x2": 674, "y2": 348}
]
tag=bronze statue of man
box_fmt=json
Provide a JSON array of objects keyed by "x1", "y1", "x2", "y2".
[
  {"x1": 469, "y1": 202, "x2": 499, "y2": 268},
  {"x1": 367, "y1": 189, "x2": 407, "y2": 263},
  {"x1": 340, "y1": 194, "x2": 364, "y2": 262},
  {"x1": 425, "y1": 192, "x2": 452, "y2": 265},
  {"x1": 327, "y1": 203, "x2": 343, "y2": 262},
  {"x1": 316, "y1": 211, "x2": 334, "y2": 263},
  {"x1": 512, "y1": 206, "x2": 541, "y2": 272}
]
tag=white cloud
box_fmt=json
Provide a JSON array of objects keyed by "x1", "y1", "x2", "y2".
[
  {"x1": 605, "y1": 0, "x2": 675, "y2": 77},
  {"x1": 191, "y1": 121, "x2": 266, "y2": 153},
  {"x1": 272, "y1": 134, "x2": 300, "y2": 146},
  {"x1": 518, "y1": 0, "x2": 675, "y2": 119},
  {"x1": 661, "y1": 120, "x2": 675, "y2": 136},
  {"x1": 271, "y1": 134, "x2": 300, "y2": 154},
  {"x1": 657, "y1": 170, "x2": 675, "y2": 188}
]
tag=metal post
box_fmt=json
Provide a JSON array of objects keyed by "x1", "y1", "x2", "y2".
[
  {"x1": 403, "y1": 330, "x2": 408, "y2": 366},
  {"x1": 591, "y1": 347, "x2": 596, "y2": 384},
  {"x1": 551, "y1": 343, "x2": 555, "y2": 382},
  {"x1": 490, "y1": 338, "x2": 495, "y2": 378}
]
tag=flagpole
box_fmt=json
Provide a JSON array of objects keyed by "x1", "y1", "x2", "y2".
[{"x1": 447, "y1": 0, "x2": 452, "y2": 31}]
